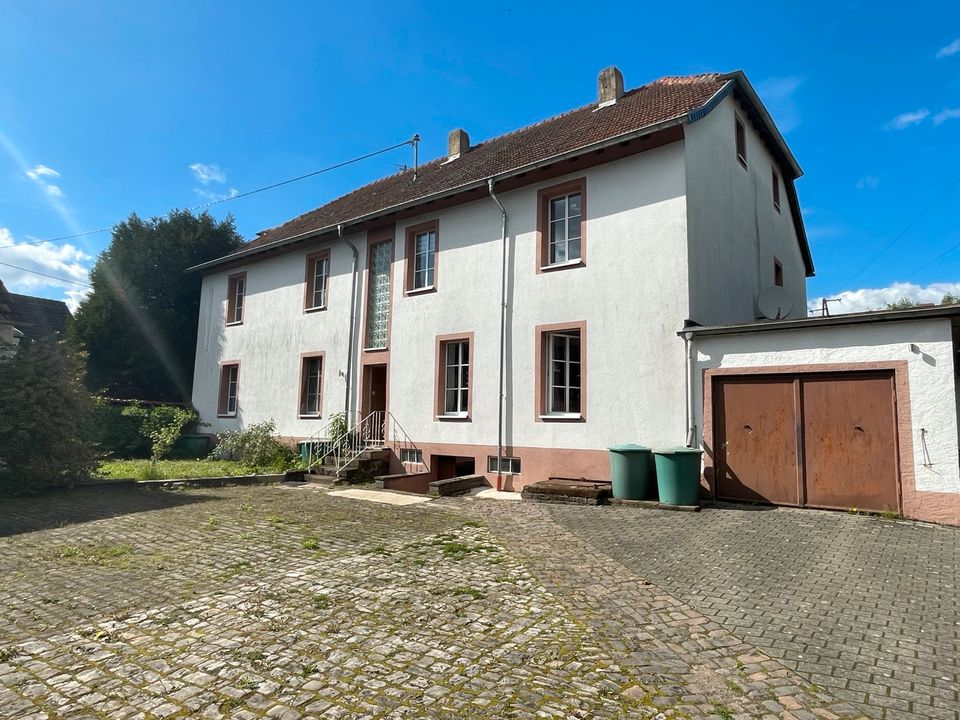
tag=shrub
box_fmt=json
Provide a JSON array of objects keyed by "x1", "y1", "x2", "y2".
[
  {"x1": 209, "y1": 420, "x2": 297, "y2": 472},
  {"x1": 121, "y1": 403, "x2": 198, "y2": 461},
  {"x1": 0, "y1": 339, "x2": 97, "y2": 494},
  {"x1": 81, "y1": 399, "x2": 151, "y2": 459}
]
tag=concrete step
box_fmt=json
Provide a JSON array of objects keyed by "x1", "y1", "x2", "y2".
[{"x1": 304, "y1": 473, "x2": 337, "y2": 486}]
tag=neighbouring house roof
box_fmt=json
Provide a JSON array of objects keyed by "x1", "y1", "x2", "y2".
[
  {"x1": 680, "y1": 304, "x2": 960, "y2": 337},
  {"x1": 6, "y1": 291, "x2": 72, "y2": 343},
  {"x1": 0, "y1": 280, "x2": 15, "y2": 326},
  {"x1": 190, "y1": 70, "x2": 812, "y2": 276}
]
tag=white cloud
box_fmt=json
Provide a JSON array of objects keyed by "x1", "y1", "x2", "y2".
[
  {"x1": 25, "y1": 164, "x2": 60, "y2": 181},
  {"x1": 0, "y1": 227, "x2": 92, "y2": 311},
  {"x1": 756, "y1": 75, "x2": 803, "y2": 133},
  {"x1": 189, "y1": 162, "x2": 226, "y2": 185},
  {"x1": 856, "y1": 175, "x2": 880, "y2": 190},
  {"x1": 44, "y1": 184, "x2": 64, "y2": 198},
  {"x1": 193, "y1": 187, "x2": 239, "y2": 203},
  {"x1": 884, "y1": 109, "x2": 930, "y2": 130},
  {"x1": 936, "y1": 38, "x2": 960, "y2": 58},
  {"x1": 808, "y1": 281, "x2": 960, "y2": 314},
  {"x1": 934, "y1": 107, "x2": 960, "y2": 125}
]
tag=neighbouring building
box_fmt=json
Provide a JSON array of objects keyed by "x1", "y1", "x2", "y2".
[
  {"x1": 0, "y1": 280, "x2": 71, "y2": 357},
  {"x1": 189, "y1": 67, "x2": 960, "y2": 525}
]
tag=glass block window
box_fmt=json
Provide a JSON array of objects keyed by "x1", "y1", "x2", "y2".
[
  {"x1": 548, "y1": 193, "x2": 582, "y2": 265},
  {"x1": 365, "y1": 241, "x2": 392, "y2": 349}
]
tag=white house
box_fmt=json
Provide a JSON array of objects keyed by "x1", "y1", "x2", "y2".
[{"x1": 189, "y1": 67, "x2": 960, "y2": 524}]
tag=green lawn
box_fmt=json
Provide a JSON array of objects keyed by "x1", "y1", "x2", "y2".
[{"x1": 96, "y1": 459, "x2": 252, "y2": 481}]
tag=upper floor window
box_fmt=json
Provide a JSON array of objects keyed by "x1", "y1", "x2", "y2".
[
  {"x1": 436, "y1": 333, "x2": 472, "y2": 419},
  {"x1": 774, "y1": 258, "x2": 784, "y2": 287},
  {"x1": 735, "y1": 117, "x2": 747, "y2": 168},
  {"x1": 538, "y1": 178, "x2": 586, "y2": 271},
  {"x1": 365, "y1": 239, "x2": 393, "y2": 349},
  {"x1": 227, "y1": 272, "x2": 246, "y2": 325},
  {"x1": 305, "y1": 251, "x2": 330, "y2": 311},
  {"x1": 218, "y1": 362, "x2": 239, "y2": 416},
  {"x1": 405, "y1": 221, "x2": 438, "y2": 293},
  {"x1": 299, "y1": 354, "x2": 324, "y2": 417},
  {"x1": 772, "y1": 167, "x2": 781, "y2": 212},
  {"x1": 536, "y1": 321, "x2": 586, "y2": 420}
]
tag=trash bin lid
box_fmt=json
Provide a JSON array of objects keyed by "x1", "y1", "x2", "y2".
[
  {"x1": 653, "y1": 446, "x2": 703, "y2": 455},
  {"x1": 608, "y1": 443, "x2": 651, "y2": 453}
]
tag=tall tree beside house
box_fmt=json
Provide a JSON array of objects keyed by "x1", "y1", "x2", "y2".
[{"x1": 72, "y1": 210, "x2": 243, "y2": 401}]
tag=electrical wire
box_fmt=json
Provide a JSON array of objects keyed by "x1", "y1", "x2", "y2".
[
  {"x1": 0, "y1": 260, "x2": 92, "y2": 287},
  {"x1": 0, "y1": 137, "x2": 417, "y2": 251},
  {"x1": 844, "y1": 173, "x2": 960, "y2": 286}
]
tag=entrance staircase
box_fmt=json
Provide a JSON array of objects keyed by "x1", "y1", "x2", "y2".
[{"x1": 301, "y1": 410, "x2": 419, "y2": 485}]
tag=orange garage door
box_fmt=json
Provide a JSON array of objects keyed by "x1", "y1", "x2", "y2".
[{"x1": 714, "y1": 372, "x2": 900, "y2": 513}]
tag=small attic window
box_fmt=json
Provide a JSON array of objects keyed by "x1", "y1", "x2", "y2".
[
  {"x1": 774, "y1": 258, "x2": 784, "y2": 287},
  {"x1": 735, "y1": 117, "x2": 747, "y2": 169},
  {"x1": 772, "y1": 167, "x2": 781, "y2": 212}
]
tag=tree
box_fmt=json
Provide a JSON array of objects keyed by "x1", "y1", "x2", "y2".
[
  {"x1": 72, "y1": 210, "x2": 243, "y2": 401},
  {"x1": 942, "y1": 293, "x2": 960, "y2": 306},
  {"x1": 885, "y1": 297, "x2": 920, "y2": 310},
  {"x1": 0, "y1": 339, "x2": 96, "y2": 494}
]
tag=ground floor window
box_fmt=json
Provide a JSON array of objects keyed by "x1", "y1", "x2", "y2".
[
  {"x1": 218, "y1": 363, "x2": 239, "y2": 416},
  {"x1": 487, "y1": 456, "x2": 521, "y2": 474},
  {"x1": 436, "y1": 333, "x2": 473, "y2": 419},
  {"x1": 299, "y1": 354, "x2": 324, "y2": 417}
]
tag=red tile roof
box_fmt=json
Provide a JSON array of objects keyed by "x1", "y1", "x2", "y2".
[{"x1": 241, "y1": 73, "x2": 729, "y2": 253}]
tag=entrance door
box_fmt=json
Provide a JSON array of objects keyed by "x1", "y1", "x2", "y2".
[
  {"x1": 361, "y1": 364, "x2": 387, "y2": 442},
  {"x1": 714, "y1": 371, "x2": 900, "y2": 513}
]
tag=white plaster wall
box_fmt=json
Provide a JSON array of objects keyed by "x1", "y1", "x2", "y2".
[
  {"x1": 191, "y1": 233, "x2": 362, "y2": 437},
  {"x1": 692, "y1": 319, "x2": 960, "y2": 495},
  {"x1": 684, "y1": 94, "x2": 808, "y2": 326},
  {"x1": 388, "y1": 145, "x2": 692, "y2": 452}
]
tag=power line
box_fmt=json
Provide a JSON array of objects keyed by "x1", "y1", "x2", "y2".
[
  {"x1": 0, "y1": 137, "x2": 418, "y2": 251},
  {"x1": 903, "y1": 236, "x2": 960, "y2": 281},
  {"x1": 844, "y1": 173, "x2": 960, "y2": 286},
  {"x1": 0, "y1": 260, "x2": 92, "y2": 287}
]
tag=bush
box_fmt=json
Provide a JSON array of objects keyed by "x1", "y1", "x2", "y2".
[
  {"x1": 81, "y1": 399, "x2": 151, "y2": 459},
  {"x1": 0, "y1": 339, "x2": 97, "y2": 494},
  {"x1": 121, "y1": 403, "x2": 198, "y2": 461},
  {"x1": 209, "y1": 420, "x2": 298, "y2": 472}
]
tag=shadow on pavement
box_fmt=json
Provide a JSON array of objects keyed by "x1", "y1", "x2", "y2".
[{"x1": 0, "y1": 485, "x2": 218, "y2": 538}]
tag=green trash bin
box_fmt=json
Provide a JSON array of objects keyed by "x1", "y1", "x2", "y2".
[
  {"x1": 653, "y1": 447, "x2": 704, "y2": 506},
  {"x1": 608, "y1": 444, "x2": 653, "y2": 500}
]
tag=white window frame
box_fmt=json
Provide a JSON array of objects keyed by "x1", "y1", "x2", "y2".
[
  {"x1": 400, "y1": 448, "x2": 423, "y2": 464},
  {"x1": 547, "y1": 331, "x2": 581, "y2": 416},
  {"x1": 443, "y1": 339, "x2": 469, "y2": 417},
  {"x1": 487, "y1": 456, "x2": 521, "y2": 474},
  {"x1": 548, "y1": 193, "x2": 582, "y2": 266},
  {"x1": 310, "y1": 256, "x2": 329, "y2": 309},
  {"x1": 413, "y1": 230, "x2": 436, "y2": 290},
  {"x1": 300, "y1": 356, "x2": 323, "y2": 417},
  {"x1": 228, "y1": 275, "x2": 245, "y2": 325}
]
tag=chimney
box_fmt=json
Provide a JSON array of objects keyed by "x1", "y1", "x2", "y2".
[
  {"x1": 598, "y1": 66, "x2": 624, "y2": 107},
  {"x1": 447, "y1": 128, "x2": 469, "y2": 160}
]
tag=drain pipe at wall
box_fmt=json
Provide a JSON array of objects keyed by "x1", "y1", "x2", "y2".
[
  {"x1": 682, "y1": 328, "x2": 697, "y2": 447},
  {"x1": 488, "y1": 179, "x2": 508, "y2": 492},
  {"x1": 340, "y1": 224, "x2": 360, "y2": 419}
]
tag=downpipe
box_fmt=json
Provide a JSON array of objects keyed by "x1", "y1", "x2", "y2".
[
  {"x1": 488, "y1": 179, "x2": 508, "y2": 491},
  {"x1": 341, "y1": 224, "x2": 360, "y2": 419}
]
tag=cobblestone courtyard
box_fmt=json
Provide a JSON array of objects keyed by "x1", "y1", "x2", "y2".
[{"x1": 0, "y1": 485, "x2": 952, "y2": 719}]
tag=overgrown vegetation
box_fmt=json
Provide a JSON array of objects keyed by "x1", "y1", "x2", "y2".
[
  {"x1": 121, "y1": 403, "x2": 198, "y2": 460},
  {"x1": 0, "y1": 339, "x2": 97, "y2": 495},
  {"x1": 81, "y1": 398, "x2": 151, "y2": 458},
  {"x1": 209, "y1": 420, "x2": 298, "y2": 472},
  {"x1": 886, "y1": 293, "x2": 960, "y2": 310},
  {"x1": 97, "y1": 459, "x2": 248, "y2": 481}
]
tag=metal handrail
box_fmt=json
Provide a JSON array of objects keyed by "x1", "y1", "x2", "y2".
[{"x1": 304, "y1": 409, "x2": 422, "y2": 477}]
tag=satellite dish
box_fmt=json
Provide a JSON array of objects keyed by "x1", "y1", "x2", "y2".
[{"x1": 757, "y1": 286, "x2": 794, "y2": 320}]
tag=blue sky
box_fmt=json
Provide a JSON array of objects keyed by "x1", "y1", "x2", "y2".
[{"x1": 1, "y1": 1, "x2": 959, "y2": 313}]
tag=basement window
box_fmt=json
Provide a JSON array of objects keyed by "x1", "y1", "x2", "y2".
[
  {"x1": 400, "y1": 448, "x2": 423, "y2": 464},
  {"x1": 488, "y1": 456, "x2": 521, "y2": 475}
]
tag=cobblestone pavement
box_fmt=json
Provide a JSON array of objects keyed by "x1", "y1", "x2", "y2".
[
  {"x1": 0, "y1": 485, "x2": 887, "y2": 719},
  {"x1": 528, "y1": 501, "x2": 960, "y2": 720}
]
